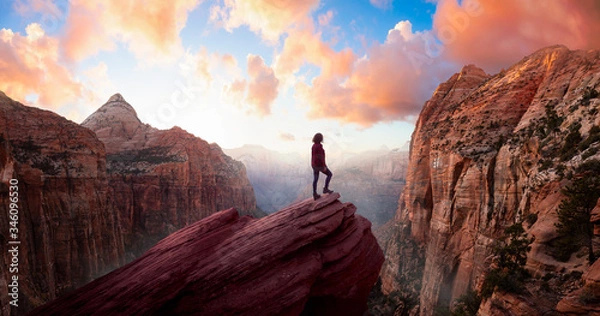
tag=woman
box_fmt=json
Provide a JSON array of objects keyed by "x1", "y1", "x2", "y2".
[{"x1": 311, "y1": 132, "x2": 333, "y2": 200}]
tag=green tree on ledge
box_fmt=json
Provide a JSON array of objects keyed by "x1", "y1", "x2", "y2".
[
  {"x1": 481, "y1": 223, "x2": 533, "y2": 298},
  {"x1": 554, "y1": 160, "x2": 600, "y2": 263}
]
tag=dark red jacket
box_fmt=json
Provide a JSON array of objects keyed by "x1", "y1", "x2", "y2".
[{"x1": 311, "y1": 143, "x2": 326, "y2": 168}]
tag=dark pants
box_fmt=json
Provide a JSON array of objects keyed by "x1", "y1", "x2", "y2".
[{"x1": 312, "y1": 166, "x2": 332, "y2": 194}]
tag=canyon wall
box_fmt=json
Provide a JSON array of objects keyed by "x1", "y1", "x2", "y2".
[
  {"x1": 82, "y1": 94, "x2": 258, "y2": 259},
  {"x1": 0, "y1": 93, "x2": 259, "y2": 315},
  {"x1": 0, "y1": 92, "x2": 125, "y2": 315},
  {"x1": 379, "y1": 46, "x2": 600, "y2": 315}
]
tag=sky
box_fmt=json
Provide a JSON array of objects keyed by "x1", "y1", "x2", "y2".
[{"x1": 1, "y1": 0, "x2": 600, "y2": 154}]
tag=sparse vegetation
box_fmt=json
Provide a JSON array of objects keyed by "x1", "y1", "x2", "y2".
[
  {"x1": 481, "y1": 223, "x2": 533, "y2": 298},
  {"x1": 559, "y1": 123, "x2": 582, "y2": 161},
  {"x1": 553, "y1": 159, "x2": 600, "y2": 263},
  {"x1": 579, "y1": 125, "x2": 600, "y2": 152},
  {"x1": 581, "y1": 87, "x2": 599, "y2": 106}
]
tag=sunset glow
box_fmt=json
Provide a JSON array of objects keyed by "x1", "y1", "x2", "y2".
[{"x1": 2, "y1": 0, "x2": 599, "y2": 153}]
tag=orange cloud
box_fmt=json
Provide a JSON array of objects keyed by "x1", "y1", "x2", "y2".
[
  {"x1": 297, "y1": 21, "x2": 455, "y2": 126},
  {"x1": 246, "y1": 54, "x2": 279, "y2": 116},
  {"x1": 274, "y1": 27, "x2": 355, "y2": 79},
  {"x1": 222, "y1": 54, "x2": 279, "y2": 116},
  {"x1": 210, "y1": 0, "x2": 319, "y2": 42},
  {"x1": 62, "y1": 0, "x2": 200, "y2": 63},
  {"x1": 433, "y1": 0, "x2": 600, "y2": 72},
  {"x1": 0, "y1": 23, "x2": 82, "y2": 108}
]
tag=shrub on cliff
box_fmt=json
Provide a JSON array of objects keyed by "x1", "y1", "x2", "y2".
[
  {"x1": 481, "y1": 223, "x2": 533, "y2": 298},
  {"x1": 553, "y1": 159, "x2": 600, "y2": 263}
]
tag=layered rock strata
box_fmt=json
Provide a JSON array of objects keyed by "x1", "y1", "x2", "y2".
[
  {"x1": 0, "y1": 92, "x2": 125, "y2": 315},
  {"x1": 30, "y1": 193, "x2": 384, "y2": 316},
  {"x1": 379, "y1": 45, "x2": 600, "y2": 314},
  {"x1": 82, "y1": 94, "x2": 258, "y2": 258}
]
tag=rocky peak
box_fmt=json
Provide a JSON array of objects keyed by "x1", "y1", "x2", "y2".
[
  {"x1": 82, "y1": 93, "x2": 140, "y2": 126},
  {"x1": 81, "y1": 93, "x2": 151, "y2": 154}
]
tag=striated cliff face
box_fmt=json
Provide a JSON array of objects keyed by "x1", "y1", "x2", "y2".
[
  {"x1": 82, "y1": 94, "x2": 258, "y2": 259},
  {"x1": 0, "y1": 92, "x2": 260, "y2": 315},
  {"x1": 31, "y1": 193, "x2": 384, "y2": 316},
  {"x1": 0, "y1": 92, "x2": 125, "y2": 315},
  {"x1": 379, "y1": 46, "x2": 600, "y2": 315}
]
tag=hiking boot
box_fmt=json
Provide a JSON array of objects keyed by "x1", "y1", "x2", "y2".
[
  {"x1": 323, "y1": 188, "x2": 333, "y2": 194},
  {"x1": 313, "y1": 193, "x2": 321, "y2": 200}
]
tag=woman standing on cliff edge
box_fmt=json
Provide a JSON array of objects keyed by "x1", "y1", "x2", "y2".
[{"x1": 311, "y1": 133, "x2": 334, "y2": 200}]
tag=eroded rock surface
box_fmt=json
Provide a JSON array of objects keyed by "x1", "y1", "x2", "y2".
[
  {"x1": 379, "y1": 45, "x2": 600, "y2": 315},
  {"x1": 30, "y1": 193, "x2": 384, "y2": 316}
]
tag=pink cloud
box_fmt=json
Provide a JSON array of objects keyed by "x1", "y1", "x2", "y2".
[
  {"x1": 274, "y1": 27, "x2": 355, "y2": 79},
  {"x1": 0, "y1": 23, "x2": 82, "y2": 108},
  {"x1": 433, "y1": 0, "x2": 600, "y2": 72},
  {"x1": 296, "y1": 21, "x2": 455, "y2": 126},
  {"x1": 246, "y1": 54, "x2": 279, "y2": 116},
  {"x1": 61, "y1": 0, "x2": 200, "y2": 63},
  {"x1": 210, "y1": 0, "x2": 319, "y2": 42}
]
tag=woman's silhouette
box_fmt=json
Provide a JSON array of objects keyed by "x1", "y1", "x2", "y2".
[{"x1": 311, "y1": 133, "x2": 333, "y2": 200}]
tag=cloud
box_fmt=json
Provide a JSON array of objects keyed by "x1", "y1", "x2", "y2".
[
  {"x1": 0, "y1": 23, "x2": 83, "y2": 108},
  {"x1": 279, "y1": 132, "x2": 295, "y2": 141},
  {"x1": 296, "y1": 21, "x2": 455, "y2": 126},
  {"x1": 61, "y1": 0, "x2": 200, "y2": 64},
  {"x1": 81, "y1": 62, "x2": 117, "y2": 107},
  {"x1": 274, "y1": 27, "x2": 355, "y2": 79},
  {"x1": 433, "y1": 0, "x2": 600, "y2": 72},
  {"x1": 246, "y1": 54, "x2": 279, "y2": 116},
  {"x1": 222, "y1": 54, "x2": 279, "y2": 117},
  {"x1": 318, "y1": 10, "x2": 334, "y2": 26},
  {"x1": 210, "y1": 0, "x2": 319, "y2": 42},
  {"x1": 370, "y1": 0, "x2": 393, "y2": 10}
]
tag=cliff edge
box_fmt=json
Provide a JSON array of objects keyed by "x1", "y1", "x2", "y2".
[{"x1": 30, "y1": 193, "x2": 384, "y2": 316}]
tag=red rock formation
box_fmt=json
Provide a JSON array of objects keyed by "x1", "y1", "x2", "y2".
[
  {"x1": 30, "y1": 193, "x2": 384, "y2": 316},
  {"x1": 0, "y1": 91, "x2": 125, "y2": 315},
  {"x1": 0, "y1": 92, "x2": 260, "y2": 315},
  {"x1": 379, "y1": 46, "x2": 600, "y2": 315},
  {"x1": 81, "y1": 94, "x2": 258, "y2": 258}
]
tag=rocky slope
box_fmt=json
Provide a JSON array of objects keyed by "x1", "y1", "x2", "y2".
[
  {"x1": 82, "y1": 94, "x2": 258, "y2": 259},
  {"x1": 30, "y1": 193, "x2": 384, "y2": 316},
  {"x1": 0, "y1": 92, "x2": 125, "y2": 315},
  {"x1": 378, "y1": 45, "x2": 600, "y2": 315}
]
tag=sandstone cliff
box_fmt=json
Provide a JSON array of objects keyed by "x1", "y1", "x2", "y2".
[
  {"x1": 379, "y1": 45, "x2": 600, "y2": 315},
  {"x1": 0, "y1": 92, "x2": 125, "y2": 315},
  {"x1": 82, "y1": 94, "x2": 258, "y2": 259},
  {"x1": 30, "y1": 193, "x2": 384, "y2": 316},
  {"x1": 0, "y1": 92, "x2": 260, "y2": 315}
]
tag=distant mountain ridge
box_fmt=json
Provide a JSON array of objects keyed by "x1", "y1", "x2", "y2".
[{"x1": 225, "y1": 145, "x2": 408, "y2": 228}]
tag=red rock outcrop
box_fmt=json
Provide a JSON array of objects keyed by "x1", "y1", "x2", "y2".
[
  {"x1": 557, "y1": 249, "x2": 600, "y2": 314},
  {"x1": 81, "y1": 94, "x2": 259, "y2": 259},
  {"x1": 379, "y1": 45, "x2": 600, "y2": 315},
  {"x1": 0, "y1": 91, "x2": 125, "y2": 315},
  {"x1": 30, "y1": 193, "x2": 384, "y2": 316}
]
